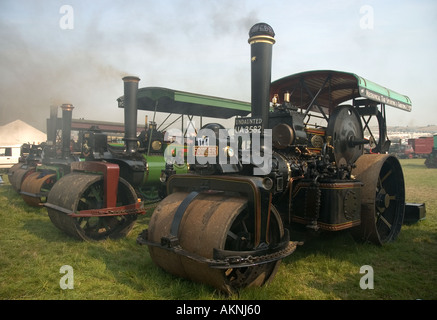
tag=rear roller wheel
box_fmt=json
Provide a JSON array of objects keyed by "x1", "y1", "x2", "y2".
[
  {"x1": 351, "y1": 154, "x2": 405, "y2": 245},
  {"x1": 46, "y1": 172, "x2": 138, "y2": 241},
  {"x1": 147, "y1": 192, "x2": 284, "y2": 294}
]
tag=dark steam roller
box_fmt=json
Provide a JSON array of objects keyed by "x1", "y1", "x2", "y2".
[
  {"x1": 147, "y1": 192, "x2": 285, "y2": 294},
  {"x1": 46, "y1": 172, "x2": 138, "y2": 241}
]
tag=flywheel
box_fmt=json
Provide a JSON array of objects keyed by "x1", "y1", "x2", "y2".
[{"x1": 326, "y1": 105, "x2": 364, "y2": 167}]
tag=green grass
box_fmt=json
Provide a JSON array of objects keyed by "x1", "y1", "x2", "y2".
[{"x1": 0, "y1": 158, "x2": 436, "y2": 300}]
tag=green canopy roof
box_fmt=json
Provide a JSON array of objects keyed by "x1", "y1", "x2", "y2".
[
  {"x1": 270, "y1": 70, "x2": 412, "y2": 113},
  {"x1": 118, "y1": 87, "x2": 251, "y2": 119}
]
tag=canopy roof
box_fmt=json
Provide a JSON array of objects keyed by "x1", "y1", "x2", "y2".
[
  {"x1": 270, "y1": 70, "x2": 412, "y2": 113},
  {"x1": 118, "y1": 87, "x2": 251, "y2": 119}
]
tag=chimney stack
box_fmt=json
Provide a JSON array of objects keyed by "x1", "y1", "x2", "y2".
[
  {"x1": 122, "y1": 76, "x2": 140, "y2": 154},
  {"x1": 248, "y1": 23, "x2": 275, "y2": 130},
  {"x1": 46, "y1": 105, "x2": 58, "y2": 145},
  {"x1": 60, "y1": 103, "x2": 74, "y2": 159}
]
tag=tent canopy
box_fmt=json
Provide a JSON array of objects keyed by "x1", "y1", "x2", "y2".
[{"x1": 0, "y1": 120, "x2": 46, "y2": 145}]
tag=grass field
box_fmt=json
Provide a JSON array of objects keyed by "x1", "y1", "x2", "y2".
[{"x1": 0, "y1": 158, "x2": 436, "y2": 300}]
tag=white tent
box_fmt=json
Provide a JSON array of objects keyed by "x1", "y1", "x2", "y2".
[{"x1": 0, "y1": 120, "x2": 46, "y2": 145}]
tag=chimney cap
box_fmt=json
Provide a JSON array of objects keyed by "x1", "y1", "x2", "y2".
[
  {"x1": 249, "y1": 23, "x2": 275, "y2": 38},
  {"x1": 122, "y1": 76, "x2": 140, "y2": 82},
  {"x1": 60, "y1": 103, "x2": 74, "y2": 111}
]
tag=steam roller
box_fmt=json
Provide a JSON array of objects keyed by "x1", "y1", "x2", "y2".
[
  {"x1": 44, "y1": 76, "x2": 194, "y2": 240},
  {"x1": 46, "y1": 162, "x2": 140, "y2": 241},
  {"x1": 18, "y1": 103, "x2": 77, "y2": 207},
  {"x1": 138, "y1": 22, "x2": 417, "y2": 293},
  {"x1": 8, "y1": 144, "x2": 43, "y2": 192}
]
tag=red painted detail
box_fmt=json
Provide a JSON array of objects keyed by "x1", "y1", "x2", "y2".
[
  {"x1": 70, "y1": 202, "x2": 146, "y2": 217},
  {"x1": 71, "y1": 161, "x2": 120, "y2": 208}
]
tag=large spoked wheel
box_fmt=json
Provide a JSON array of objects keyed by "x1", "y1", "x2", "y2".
[
  {"x1": 147, "y1": 192, "x2": 284, "y2": 294},
  {"x1": 46, "y1": 172, "x2": 138, "y2": 241},
  {"x1": 351, "y1": 154, "x2": 405, "y2": 245}
]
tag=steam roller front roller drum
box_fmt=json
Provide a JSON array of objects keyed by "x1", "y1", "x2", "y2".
[
  {"x1": 147, "y1": 192, "x2": 285, "y2": 294},
  {"x1": 351, "y1": 154, "x2": 405, "y2": 245},
  {"x1": 46, "y1": 172, "x2": 138, "y2": 241},
  {"x1": 9, "y1": 166, "x2": 35, "y2": 193},
  {"x1": 7, "y1": 163, "x2": 23, "y2": 185},
  {"x1": 20, "y1": 171, "x2": 56, "y2": 207}
]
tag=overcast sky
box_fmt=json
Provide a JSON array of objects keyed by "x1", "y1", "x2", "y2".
[{"x1": 1, "y1": 0, "x2": 436, "y2": 132}]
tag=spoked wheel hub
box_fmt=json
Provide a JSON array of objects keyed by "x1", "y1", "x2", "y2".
[{"x1": 376, "y1": 189, "x2": 390, "y2": 212}]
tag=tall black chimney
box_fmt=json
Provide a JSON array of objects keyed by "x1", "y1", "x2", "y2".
[
  {"x1": 122, "y1": 76, "x2": 140, "y2": 154},
  {"x1": 248, "y1": 23, "x2": 275, "y2": 130},
  {"x1": 60, "y1": 103, "x2": 74, "y2": 159},
  {"x1": 46, "y1": 105, "x2": 58, "y2": 146}
]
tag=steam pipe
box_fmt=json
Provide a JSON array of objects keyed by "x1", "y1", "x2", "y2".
[
  {"x1": 248, "y1": 23, "x2": 275, "y2": 130},
  {"x1": 60, "y1": 103, "x2": 74, "y2": 159},
  {"x1": 122, "y1": 76, "x2": 140, "y2": 154}
]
